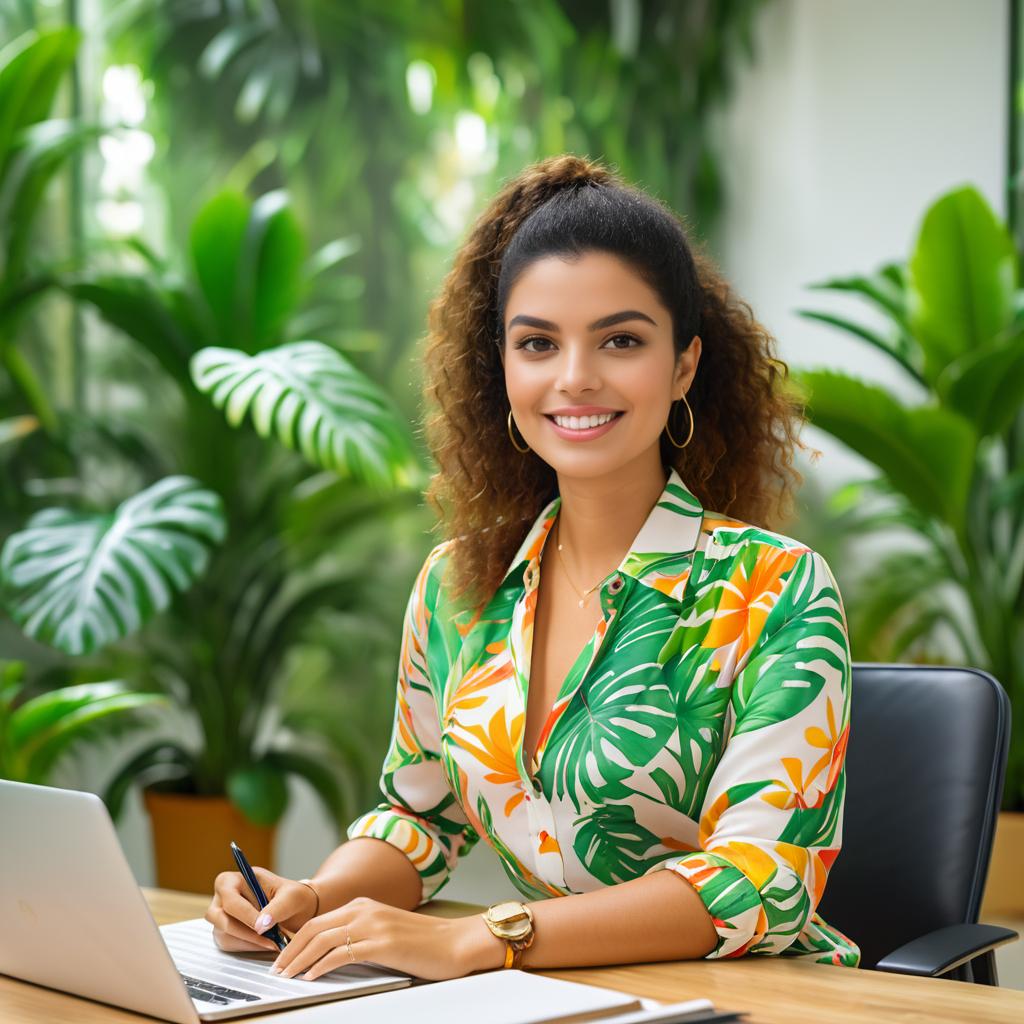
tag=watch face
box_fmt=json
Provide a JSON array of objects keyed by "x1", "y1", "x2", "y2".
[{"x1": 490, "y1": 901, "x2": 528, "y2": 924}]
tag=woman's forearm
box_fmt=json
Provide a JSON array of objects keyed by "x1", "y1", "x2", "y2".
[
  {"x1": 308, "y1": 840, "x2": 718, "y2": 972},
  {"x1": 311, "y1": 837, "x2": 423, "y2": 913},
  {"x1": 463, "y1": 868, "x2": 719, "y2": 972}
]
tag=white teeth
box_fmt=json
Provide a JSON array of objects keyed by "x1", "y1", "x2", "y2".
[{"x1": 552, "y1": 412, "x2": 618, "y2": 430}]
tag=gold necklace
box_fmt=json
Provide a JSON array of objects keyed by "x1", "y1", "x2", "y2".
[{"x1": 552, "y1": 519, "x2": 604, "y2": 609}]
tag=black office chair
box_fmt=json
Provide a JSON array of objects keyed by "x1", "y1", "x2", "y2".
[{"x1": 816, "y1": 663, "x2": 1018, "y2": 984}]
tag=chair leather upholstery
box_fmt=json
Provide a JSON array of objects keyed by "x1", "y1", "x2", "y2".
[{"x1": 816, "y1": 663, "x2": 1010, "y2": 970}]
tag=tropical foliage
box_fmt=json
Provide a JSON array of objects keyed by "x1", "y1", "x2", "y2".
[
  {"x1": 795, "y1": 185, "x2": 1024, "y2": 810},
  {"x1": 0, "y1": 27, "x2": 423, "y2": 828},
  {"x1": 0, "y1": 660, "x2": 165, "y2": 784},
  {"x1": 0, "y1": 4, "x2": 775, "y2": 835}
]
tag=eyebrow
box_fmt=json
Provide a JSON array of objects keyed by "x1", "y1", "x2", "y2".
[{"x1": 507, "y1": 309, "x2": 657, "y2": 332}]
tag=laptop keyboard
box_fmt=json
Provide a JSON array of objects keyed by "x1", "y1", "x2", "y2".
[{"x1": 180, "y1": 973, "x2": 261, "y2": 1005}]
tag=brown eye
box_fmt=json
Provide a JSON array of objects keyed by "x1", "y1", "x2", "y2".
[
  {"x1": 516, "y1": 336, "x2": 555, "y2": 353},
  {"x1": 602, "y1": 334, "x2": 642, "y2": 350}
]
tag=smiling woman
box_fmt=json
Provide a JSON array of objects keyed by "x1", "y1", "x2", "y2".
[{"x1": 207, "y1": 154, "x2": 860, "y2": 981}]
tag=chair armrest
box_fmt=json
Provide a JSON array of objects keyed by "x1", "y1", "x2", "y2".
[{"x1": 875, "y1": 923, "x2": 1019, "y2": 978}]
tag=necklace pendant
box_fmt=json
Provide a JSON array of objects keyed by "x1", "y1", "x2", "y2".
[{"x1": 578, "y1": 598, "x2": 585, "y2": 608}]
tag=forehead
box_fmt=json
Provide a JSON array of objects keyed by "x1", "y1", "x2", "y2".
[{"x1": 505, "y1": 251, "x2": 662, "y2": 322}]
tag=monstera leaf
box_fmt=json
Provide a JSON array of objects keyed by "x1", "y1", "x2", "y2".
[
  {"x1": 190, "y1": 340, "x2": 417, "y2": 485},
  {"x1": 0, "y1": 476, "x2": 226, "y2": 654}
]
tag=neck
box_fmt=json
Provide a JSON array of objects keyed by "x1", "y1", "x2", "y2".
[{"x1": 554, "y1": 448, "x2": 669, "y2": 581}]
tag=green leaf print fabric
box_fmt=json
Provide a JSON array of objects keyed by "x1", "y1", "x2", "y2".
[{"x1": 347, "y1": 469, "x2": 861, "y2": 966}]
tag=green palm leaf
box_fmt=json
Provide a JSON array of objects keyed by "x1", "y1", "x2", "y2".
[
  {"x1": 0, "y1": 27, "x2": 80, "y2": 184},
  {"x1": 908, "y1": 186, "x2": 1018, "y2": 381},
  {"x1": 190, "y1": 340, "x2": 416, "y2": 485},
  {"x1": 0, "y1": 476, "x2": 226, "y2": 655},
  {"x1": 795, "y1": 370, "x2": 976, "y2": 533}
]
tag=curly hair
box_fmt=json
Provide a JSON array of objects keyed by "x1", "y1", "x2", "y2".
[{"x1": 423, "y1": 153, "x2": 807, "y2": 610}]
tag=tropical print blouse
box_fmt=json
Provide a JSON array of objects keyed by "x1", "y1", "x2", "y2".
[{"x1": 347, "y1": 469, "x2": 860, "y2": 966}]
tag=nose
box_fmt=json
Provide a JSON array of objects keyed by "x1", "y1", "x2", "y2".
[{"x1": 555, "y1": 342, "x2": 601, "y2": 395}]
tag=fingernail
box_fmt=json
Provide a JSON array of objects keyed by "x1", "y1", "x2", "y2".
[
  {"x1": 269, "y1": 966, "x2": 281, "y2": 975},
  {"x1": 255, "y1": 914, "x2": 272, "y2": 933}
]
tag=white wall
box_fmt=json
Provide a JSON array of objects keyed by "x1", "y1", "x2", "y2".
[
  {"x1": 97, "y1": 0, "x2": 1007, "y2": 907},
  {"x1": 712, "y1": 0, "x2": 1008, "y2": 485}
]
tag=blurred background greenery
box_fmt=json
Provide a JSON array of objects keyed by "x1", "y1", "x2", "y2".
[
  {"x1": 0, "y1": 0, "x2": 1020, "y2": 895},
  {"x1": 0, "y1": 0, "x2": 772, "y2": 854}
]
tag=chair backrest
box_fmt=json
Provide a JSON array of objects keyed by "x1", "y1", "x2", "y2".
[{"x1": 816, "y1": 663, "x2": 1010, "y2": 969}]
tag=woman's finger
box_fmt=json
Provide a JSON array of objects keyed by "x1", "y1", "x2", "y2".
[
  {"x1": 276, "y1": 926, "x2": 349, "y2": 979},
  {"x1": 206, "y1": 906, "x2": 279, "y2": 952},
  {"x1": 302, "y1": 941, "x2": 369, "y2": 981},
  {"x1": 212, "y1": 927, "x2": 279, "y2": 953}
]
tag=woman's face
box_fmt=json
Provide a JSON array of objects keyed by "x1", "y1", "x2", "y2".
[{"x1": 502, "y1": 250, "x2": 701, "y2": 484}]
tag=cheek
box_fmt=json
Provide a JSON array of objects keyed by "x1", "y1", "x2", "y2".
[
  {"x1": 503, "y1": 356, "x2": 543, "y2": 409},
  {"x1": 618, "y1": 356, "x2": 675, "y2": 413}
]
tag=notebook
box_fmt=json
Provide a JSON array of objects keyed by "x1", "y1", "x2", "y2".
[{"x1": 247, "y1": 969, "x2": 742, "y2": 1024}]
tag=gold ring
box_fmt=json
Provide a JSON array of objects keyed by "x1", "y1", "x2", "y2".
[{"x1": 346, "y1": 932, "x2": 355, "y2": 963}]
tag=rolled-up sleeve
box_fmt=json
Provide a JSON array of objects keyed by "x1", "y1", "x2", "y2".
[
  {"x1": 646, "y1": 550, "x2": 857, "y2": 962},
  {"x1": 346, "y1": 544, "x2": 479, "y2": 904}
]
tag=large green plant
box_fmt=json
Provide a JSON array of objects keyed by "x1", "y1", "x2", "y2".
[
  {"x1": 1, "y1": 165, "x2": 423, "y2": 828},
  {"x1": 795, "y1": 185, "x2": 1024, "y2": 810},
  {"x1": 0, "y1": 24, "x2": 423, "y2": 827}
]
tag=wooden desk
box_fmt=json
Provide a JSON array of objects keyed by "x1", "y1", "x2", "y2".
[{"x1": 2, "y1": 889, "x2": 1023, "y2": 1024}]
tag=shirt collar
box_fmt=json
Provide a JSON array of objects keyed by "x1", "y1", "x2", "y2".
[{"x1": 499, "y1": 468, "x2": 705, "y2": 600}]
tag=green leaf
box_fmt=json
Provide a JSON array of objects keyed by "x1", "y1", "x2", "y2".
[
  {"x1": 936, "y1": 330, "x2": 1024, "y2": 438},
  {"x1": 9, "y1": 682, "x2": 166, "y2": 783},
  {"x1": 65, "y1": 274, "x2": 202, "y2": 390},
  {"x1": 265, "y1": 748, "x2": 345, "y2": 824},
  {"x1": 103, "y1": 741, "x2": 194, "y2": 821},
  {"x1": 573, "y1": 804, "x2": 660, "y2": 885},
  {"x1": 805, "y1": 262, "x2": 911, "y2": 329},
  {"x1": 1, "y1": 344, "x2": 58, "y2": 434},
  {"x1": 908, "y1": 186, "x2": 1018, "y2": 381},
  {"x1": 0, "y1": 28, "x2": 81, "y2": 186},
  {"x1": 796, "y1": 370, "x2": 976, "y2": 533},
  {"x1": 0, "y1": 120, "x2": 101, "y2": 285},
  {"x1": 797, "y1": 310, "x2": 925, "y2": 385},
  {"x1": 0, "y1": 476, "x2": 227, "y2": 655},
  {"x1": 190, "y1": 341, "x2": 417, "y2": 485},
  {"x1": 228, "y1": 761, "x2": 289, "y2": 826},
  {"x1": 243, "y1": 190, "x2": 305, "y2": 350},
  {"x1": 189, "y1": 189, "x2": 305, "y2": 352},
  {"x1": 190, "y1": 190, "x2": 249, "y2": 345}
]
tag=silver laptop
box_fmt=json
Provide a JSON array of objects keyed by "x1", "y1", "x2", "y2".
[{"x1": 0, "y1": 780, "x2": 412, "y2": 1022}]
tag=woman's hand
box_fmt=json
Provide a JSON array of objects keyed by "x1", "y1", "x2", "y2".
[
  {"x1": 205, "y1": 867, "x2": 318, "y2": 953},
  {"x1": 268, "y1": 896, "x2": 504, "y2": 981}
]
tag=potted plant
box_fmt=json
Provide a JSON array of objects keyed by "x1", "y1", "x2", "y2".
[
  {"x1": 0, "y1": 29, "x2": 424, "y2": 892},
  {"x1": 795, "y1": 184, "x2": 1024, "y2": 915}
]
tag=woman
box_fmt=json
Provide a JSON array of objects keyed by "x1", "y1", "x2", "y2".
[{"x1": 206, "y1": 154, "x2": 861, "y2": 980}]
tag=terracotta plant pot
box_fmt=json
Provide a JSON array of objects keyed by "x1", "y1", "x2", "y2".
[
  {"x1": 981, "y1": 810, "x2": 1024, "y2": 917},
  {"x1": 144, "y1": 788, "x2": 277, "y2": 895}
]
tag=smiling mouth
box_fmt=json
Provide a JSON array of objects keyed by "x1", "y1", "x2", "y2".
[{"x1": 544, "y1": 411, "x2": 624, "y2": 430}]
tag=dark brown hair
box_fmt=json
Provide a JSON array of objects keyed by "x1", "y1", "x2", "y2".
[{"x1": 423, "y1": 154, "x2": 806, "y2": 609}]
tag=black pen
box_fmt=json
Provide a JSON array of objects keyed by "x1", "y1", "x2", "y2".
[{"x1": 230, "y1": 841, "x2": 289, "y2": 952}]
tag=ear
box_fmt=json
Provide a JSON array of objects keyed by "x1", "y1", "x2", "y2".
[{"x1": 672, "y1": 335, "x2": 702, "y2": 399}]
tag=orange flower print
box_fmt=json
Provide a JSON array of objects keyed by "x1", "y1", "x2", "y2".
[{"x1": 701, "y1": 546, "x2": 802, "y2": 658}]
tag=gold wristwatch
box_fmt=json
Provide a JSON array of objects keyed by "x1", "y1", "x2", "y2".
[{"x1": 481, "y1": 900, "x2": 535, "y2": 969}]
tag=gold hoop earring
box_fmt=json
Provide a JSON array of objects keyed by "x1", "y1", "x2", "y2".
[
  {"x1": 664, "y1": 394, "x2": 694, "y2": 449},
  {"x1": 507, "y1": 410, "x2": 531, "y2": 453}
]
